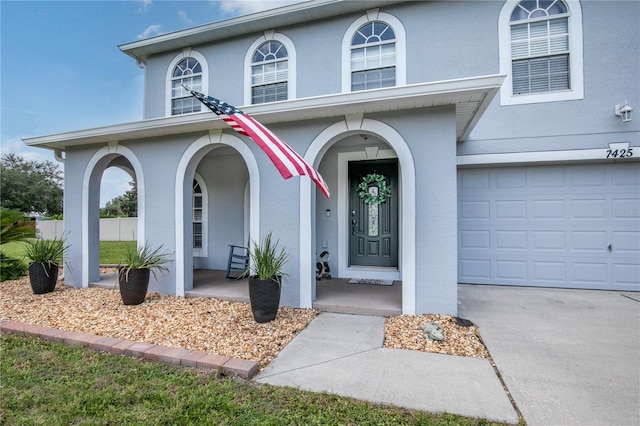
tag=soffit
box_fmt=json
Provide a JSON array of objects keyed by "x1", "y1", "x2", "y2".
[
  {"x1": 120, "y1": 0, "x2": 403, "y2": 63},
  {"x1": 23, "y1": 75, "x2": 505, "y2": 150}
]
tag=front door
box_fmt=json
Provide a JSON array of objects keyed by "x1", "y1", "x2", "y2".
[{"x1": 348, "y1": 160, "x2": 398, "y2": 267}]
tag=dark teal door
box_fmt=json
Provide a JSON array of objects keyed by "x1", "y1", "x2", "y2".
[{"x1": 348, "y1": 160, "x2": 398, "y2": 267}]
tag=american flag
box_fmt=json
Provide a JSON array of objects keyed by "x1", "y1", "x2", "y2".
[{"x1": 183, "y1": 86, "x2": 330, "y2": 198}]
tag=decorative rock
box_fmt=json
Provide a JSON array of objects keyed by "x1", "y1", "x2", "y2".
[{"x1": 422, "y1": 322, "x2": 445, "y2": 342}]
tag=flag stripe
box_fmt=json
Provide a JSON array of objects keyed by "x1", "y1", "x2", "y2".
[{"x1": 186, "y1": 87, "x2": 330, "y2": 198}]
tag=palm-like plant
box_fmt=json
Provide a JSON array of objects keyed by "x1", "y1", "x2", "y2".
[
  {"x1": 246, "y1": 232, "x2": 288, "y2": 283},
  {"x1": 24, "y1": 237, "x2": 68, "y2": 273},
  {"x1": 1, "y1": 208, "x2": 35, "y2": 245},
  {"x1": 118, "y1": 242, "x2": 172, "y2": 282}
]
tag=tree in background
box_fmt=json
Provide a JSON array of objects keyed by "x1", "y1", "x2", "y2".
[
  {"x1": 0, "y1": 153, "x2": 63, "y2": 216},
  {"x1": 101, "y1": 180, "x2": 137, "y2": 217}
]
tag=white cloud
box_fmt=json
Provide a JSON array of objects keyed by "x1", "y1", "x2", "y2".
[
  {"x1": 216, "y1": 0, "x2": 304, "y2": 16},
  {"x1": 178, "y1": 10, "x2": 193, "y2": 25},
  {"x1": 137, "y1": 24, "x2": 162, "y2": 39},
  {"x1": 137, "y1": 0, "x2": 152, "y2": 13}
]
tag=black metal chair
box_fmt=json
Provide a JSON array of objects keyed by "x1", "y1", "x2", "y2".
[{"x1": 225, "y1": 244, "x2": 249, "y2": 279}]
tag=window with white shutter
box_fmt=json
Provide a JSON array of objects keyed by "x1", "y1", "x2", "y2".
[{"x1": 499, "y1": 0, "x2": 583, "y2": 105}]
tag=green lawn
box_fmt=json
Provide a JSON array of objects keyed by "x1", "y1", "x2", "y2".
[
  {"x1": 0, "y1": 240, "x2": 135, "y2": 265},
  {"x1": 0, "y1": 335, "x2": 508, "y2": 425}
]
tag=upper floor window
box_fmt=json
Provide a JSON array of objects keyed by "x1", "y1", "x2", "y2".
[
  {"x1": 350, "y1": 21, "x2": 396, "y2": 91},
  {"x1": 251, "y1": 41, "x2": 288, "y2": 104},
  {"x1": 499, "y1": 0, "x2": 583, "y2": 105},
  {"x1": 171, "y1": 57, "x2": 202, "y2": 115}
]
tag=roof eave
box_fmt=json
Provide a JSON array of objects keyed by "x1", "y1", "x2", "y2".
[
  {"x1": 23, "y1": 74, "x2": 505, "y2": 150},
  {"x1": 120, "y1": 0, "x2": 404, "y2": 63}
]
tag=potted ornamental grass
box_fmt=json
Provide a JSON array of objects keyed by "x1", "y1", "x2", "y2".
[
  {"x1": 245, "y1": 231, "x2": 288, "y2": 323},
  {"x1": 117, "y1": 242, "x2": 172, "y2": 305},
  {"x1": 24, "y1": 237, "x2": 68, "y2": 294}
]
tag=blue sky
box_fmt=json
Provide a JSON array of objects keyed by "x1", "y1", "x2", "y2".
[{"x1": 1, "y1": 0, "x2": 299, "y2": 206}]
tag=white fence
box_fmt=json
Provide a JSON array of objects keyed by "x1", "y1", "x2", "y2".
[{"x1": 37, "y1": 218, "x2": 138, "y2": 241}]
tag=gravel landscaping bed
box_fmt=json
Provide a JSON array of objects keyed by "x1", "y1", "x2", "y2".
[{"x1": 1, "y1": 276, "x2": 488, "y2": 367}]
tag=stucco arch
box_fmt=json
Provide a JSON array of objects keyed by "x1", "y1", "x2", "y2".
[
  {"x1": 174, "y1": 130, "x2": 260, "y2": 296},
  {"x1": 81, "y1": 144, "x2": 145, "y2": 287},
  {"x1": 300, "y1": 116, "x2": 416, "y2": 314}
]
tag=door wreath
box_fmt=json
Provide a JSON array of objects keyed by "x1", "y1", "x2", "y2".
[{"x1": 358, "y1": 173, "x2": 391, "y2": 204}]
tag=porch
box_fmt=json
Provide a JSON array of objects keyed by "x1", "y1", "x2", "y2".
[
  {"x1": 92, "y1": 269, "x2": 402, "y2": 316},
  {"x1": 188, "y1": 269, "x2": 402, "y2": 316}
]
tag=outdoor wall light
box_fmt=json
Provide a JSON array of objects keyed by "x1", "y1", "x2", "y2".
[
  {"x1": 326, "y1": 209, "x2": 331, "y2": 217},
  {"x1": 614, "y1": 101, "x2": 633, "y2": 122}
]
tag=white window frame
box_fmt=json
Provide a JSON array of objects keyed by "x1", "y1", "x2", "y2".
[
  {"x1": 192, "y1": 173, "x2": 208, "y2": 257},
  {"x1": 244, "y1": 31, "x2": 296, "y2": 105},
  {"x1": 342, "y1": 9, "x2": 406, "y2": 93},
  {"x1": 499, "y1": 0, "x2": 583, "y2": 106},
  {"x1": 165, "y1": 49, "x2": 209, "y2": 116}
]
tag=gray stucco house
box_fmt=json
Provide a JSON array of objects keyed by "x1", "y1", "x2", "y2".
[{"x1": 25, "y1": 0, "x2": 639, "y2": 315}]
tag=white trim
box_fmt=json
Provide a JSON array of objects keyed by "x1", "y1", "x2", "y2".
[
  {"x1": 174, "y1": 131, "x2": 260, "y2": 297},
  {"x1": 82, "y1": 145, "x2": 145, "y2": 287},
  {"x1": 244, "y1": 31, "x2": 297, "y2": 105},
  {"x1": 25, "y1": 75, "x2": 503, "y2": 150},
  {"x1": 498, "y1": 0, "x2": 583, "y2": 106},
  {"x1": 165, "y1": 49, "x2": 209, "y2": 116},
  {"x1": 457, "y1": 145, "x2": 640, "y2": 166},
  {"x1": 301, "y1": 117, "x2": 416, "y2": 314},
  {"x1": 341, "y1": 10, "x2": 407, "y2": 93},
  {"x1": 192, "y1": 172, "x2": 208, "y2": 257}
]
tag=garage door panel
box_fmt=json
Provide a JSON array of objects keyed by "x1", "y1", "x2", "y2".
[
  {"x1": 459, "y1": 259, "x2": 491, "y2": 280},
  {"x1": 496, "y1": 230, "x2": 527, "y2": 249},
  {"x1": 614, "y1": 264, "x2": 640, "y2": 287},
  {"x1": 571, "y1": 199, "x2": 607, "y2": 219},
  {"x1": 496, "y1": 260, "x2": 527, "y2": 281},
  {"x1": 573, "y1": 262, "x2": 607, "y2": 285},
  {"x1": 458, "y1": 163, "x2": 639, "y2": 291},
  {"x1": 532, "y1": 199, "x2": 566, "y2": 219},
  {"x1": 496, "y1": 200, "x2": 527, "y2": 219},
  {"x1": 612, "y1": 231, "x2": 640, "y2": 254},
  {"x1": 533, "y1": 261, "x2": 567, "y2": 282},
  {"x1": 533, "y1": 231, "x2": 566, "y2": 251},
  {"x1": 460, "y1": 201, "x2": 490, "y2": 219},
  {"x1": 460, "y1": 230, "x2": 490, "y2": 249},
  {"x1": 571, "y1": 231, "x2": 607, "y2": 252}
]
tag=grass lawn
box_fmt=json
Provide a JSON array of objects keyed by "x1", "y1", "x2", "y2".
[
  {"x1": 0, "y1": 240, "x2": 135, "y2": 266},
  {"x1": 0, "y1": 335, "x2": 508, "y2": 425}
]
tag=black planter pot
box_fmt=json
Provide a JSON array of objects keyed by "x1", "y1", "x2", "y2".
[
  {"x1": 248, "y1": 277, "x2": 281, "y2": 323},
  {"x1": 118, "y1": 267, "x2": 150, "y2": 305},
  {"x1": 28, "y1": 262, "x2": 59, "y2": 294}
]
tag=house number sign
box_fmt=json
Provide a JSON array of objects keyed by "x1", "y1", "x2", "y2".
[{"x1": 606, "y1": 142, "x2": 634, "y2": 159}]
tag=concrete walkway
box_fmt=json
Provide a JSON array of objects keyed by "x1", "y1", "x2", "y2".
[
  {"x1": 256, "y1": 312, "x2": 519, "y2": 423},
  {"x1": 258, "y1": 286, "x2": 640, "y2": 425}
]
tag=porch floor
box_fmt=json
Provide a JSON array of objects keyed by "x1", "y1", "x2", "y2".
[{"x1": 92, "y1": 269, "x2": 402, "y2": 316}]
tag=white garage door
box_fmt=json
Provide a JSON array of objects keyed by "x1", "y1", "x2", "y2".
[{"x1": 458, "y1": 162, "x2": 640, "y2": 291}]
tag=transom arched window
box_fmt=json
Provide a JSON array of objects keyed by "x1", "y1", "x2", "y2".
[
  {"x1": 251, "y1": 41, "x2": 288, "y2": 104},
  {"x1": 171, "y1": 57, "x2": 202, "y2": 115},
  {"x1": 510, "y1": 0, "x2": 570, "y2": 95},
  {"x1": 350, "y1": 21, "x2": 396, "y2": 91}
]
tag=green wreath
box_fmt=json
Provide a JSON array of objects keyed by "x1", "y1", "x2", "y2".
[{"x1": 358, "y1": 173, "x2": 391, "y2": 204}]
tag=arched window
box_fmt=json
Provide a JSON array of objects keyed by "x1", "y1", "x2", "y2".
[
  {"x1": 171, "y1": 57, "x2": 202, "y2": 115},
  {"x1": 192, "y1": 174, "x2": 207, "y2": 257},
  {"x1": 251, "y1": 41, "x2": 288, "y2": 104},
  {"x1": 499, "y1": 0, "x2": 583, "y2": 105},
  {"x1": 350, "y1": 21, "x2": 396, "y2": 91}
]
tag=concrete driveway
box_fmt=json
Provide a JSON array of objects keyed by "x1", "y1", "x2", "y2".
[{"x1": 458, "y1": 285, "x2": 640, "y2": 426}]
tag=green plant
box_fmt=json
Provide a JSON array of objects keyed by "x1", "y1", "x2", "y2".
[
  {"x1": 1, "y1": 207, "x2": 35, "y2": 245},
  {"x1": 245, "y1": 231, "x2": 288, "y2": 283},
  {"x1": 23, "y1": 237, "x2": 68, "y2": 276},
  {"x1": 118, "y1": 242, "x2": 172, "y2": 282},
  {"x1": 0, "y1": 253, "x2": 27, "y2": 281}
]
